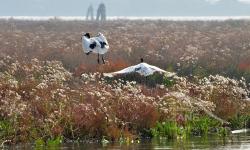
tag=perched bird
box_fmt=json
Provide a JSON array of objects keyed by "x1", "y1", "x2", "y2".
[{"x1": 81, "y1": 32, "x2": 109, "y2": 64}]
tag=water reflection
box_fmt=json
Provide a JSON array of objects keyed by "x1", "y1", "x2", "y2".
[
  {"x1": 82, "y1": 133, "x2": 249, "y2": 150},
  {"x1": 10, "y1": 132, "x2": 250, "y2": 149}
]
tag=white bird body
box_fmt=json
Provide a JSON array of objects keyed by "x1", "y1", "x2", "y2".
[
  {"x1": 82, "y1": 33, "x2": 109, "y2": 55},
  {"x1": 82, "y1": 32, "x2": 109, "y2": 64},
  {"x1": 104, "y1": 62, "x2": 176, "y2": 77}
]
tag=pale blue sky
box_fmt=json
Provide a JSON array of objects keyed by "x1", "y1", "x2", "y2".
[{"x1": 1, "y1": 0, "x2": 250, "y2": 16}]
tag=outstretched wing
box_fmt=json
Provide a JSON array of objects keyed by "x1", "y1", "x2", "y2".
[
  {"x1": 97, "y1": 33, "x2": 109, "y2": 49},
  {"x1": 103, "y1": 65, "x2": 138, "y2": 77},
  {"x1": 104, "y1": 63, "x2": 176, "y2": 77},
  {"x1": 89, "y1": 41, "x2": 97, "y2": 49},
  {"x1": 88, "y1": 38, "x2": 102, "y2": 49}
]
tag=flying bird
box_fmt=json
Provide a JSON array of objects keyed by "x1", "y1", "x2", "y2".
[
  {"x1": 104, "y1": 62, "x2": 176, "y2": 77},
  {"x1": 82, "y1": 32, "x2": 109, "y2": 64}
]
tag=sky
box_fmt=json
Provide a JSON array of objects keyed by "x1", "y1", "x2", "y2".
[{"x1": 1, "y1": 0, "x2": 250, "y2": 16}]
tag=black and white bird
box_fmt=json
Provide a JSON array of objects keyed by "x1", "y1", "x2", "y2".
[{"x1": 81, "y1": 32, "x2": 109, "y2": 64}]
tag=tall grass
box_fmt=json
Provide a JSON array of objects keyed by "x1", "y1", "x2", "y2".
[
  {"x1": 150, "y1": 115, "x2": 222, "y2": 139},
  {"x1": 229, "y1": 115, "x2": 250, "y2": 130}
]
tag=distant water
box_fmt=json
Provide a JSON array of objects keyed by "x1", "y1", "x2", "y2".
[{"x1": 1, "y1": 16, "x2": 250, "y2": 21}]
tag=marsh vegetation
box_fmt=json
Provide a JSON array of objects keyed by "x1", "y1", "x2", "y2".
[{"x1": 0, "y1": 19, "x2": 249, "y2": 147}]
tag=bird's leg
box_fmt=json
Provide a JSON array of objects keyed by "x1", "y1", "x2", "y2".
[
  {"x1": 97, "y1": 53, "x2": 100, "y2": 64},
  {"x1": 102, "y1": 55, "x2": 105, "y2": 64}
]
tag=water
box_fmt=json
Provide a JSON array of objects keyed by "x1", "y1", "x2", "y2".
[
  {"x1": 1, "y1": 16, "x2": 250, "y2": 21},
  {"x1": 10, "y1": 132, "x2": 250, "y2": 149}
]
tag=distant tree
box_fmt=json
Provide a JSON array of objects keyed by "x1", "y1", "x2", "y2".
[
  {"x1": 86, "y1": 5, "x2": 94, "y2": 21},
  {"x1": 96, "y1": 3, "x2": 106, "y2": 21}
]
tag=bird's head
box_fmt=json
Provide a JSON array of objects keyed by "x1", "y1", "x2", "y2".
[{"x1": 82, "y1": 32, "x2": 91, "y2": 39}]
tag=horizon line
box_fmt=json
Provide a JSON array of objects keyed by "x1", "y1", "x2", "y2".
[{"x1": 1, "y1": 16, "x2": 250, "y2": 21}]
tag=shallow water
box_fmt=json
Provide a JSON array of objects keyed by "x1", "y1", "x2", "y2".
[{"x1": 9, "y1": 132, "x2": 250, "y2": 150}]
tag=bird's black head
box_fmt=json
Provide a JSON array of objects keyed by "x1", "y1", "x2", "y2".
[
  {"x1": 140, "y1": 58, "x2": 144, "y2": 63},
  {"x1": 84, "y1": 33, "x2": 91, "y2": 39}
]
